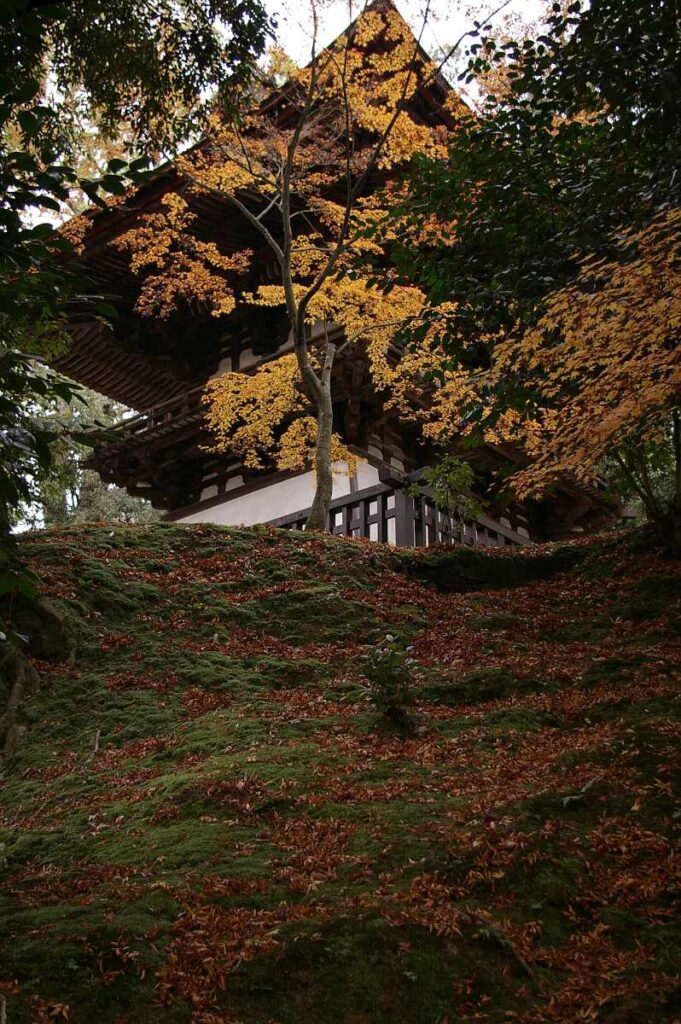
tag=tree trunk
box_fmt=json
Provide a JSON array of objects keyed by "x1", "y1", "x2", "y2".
[
  {"x1": 663, "y1": 510, "x2": 681, "y2": 557},
  {"x1": 616, "y1": 437, "x2": 681, "y2": 557},
  {"x1": 306, "y1": 377, "x2": 334, "y2": 531},
  {"x1": 661, "y1": 410, "x2": 681, "y2": 557}
]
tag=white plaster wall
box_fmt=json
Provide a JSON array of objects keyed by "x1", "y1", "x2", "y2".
[{"x1": 176, "y1": 461, "x2": 380, "y2": 527}]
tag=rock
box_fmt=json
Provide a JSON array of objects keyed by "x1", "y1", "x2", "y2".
[
  {"x1": 0, "y1": 642, "x2": 40, "y2": 758},
  {"x1": 5, "y1": 592, "x2": 75, "y2": 663}
]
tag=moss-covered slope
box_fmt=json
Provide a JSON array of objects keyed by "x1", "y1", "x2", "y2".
[{"x1": 1, "y1": 524, "x2": 679, "y2": 1023}]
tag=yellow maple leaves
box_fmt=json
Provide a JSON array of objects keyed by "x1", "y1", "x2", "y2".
[
  {"x1": 362, "y1": 206, "x2": 681, "y2": 504},
  {"x1": 490, "y1": 208, "x2": 681, "y2": 494},
  {"x1": 203, "y1": 354, "x2": 305, "y2": 470},
  {"x1": 203, "y1": 354, "x2": 359, "y2": 474},
  {"x1": 111, "y1": 4, "x2": 465, "y2": 482},
  {"x1": 115, "y1": 194, "x2": 252, "y2": 318}
]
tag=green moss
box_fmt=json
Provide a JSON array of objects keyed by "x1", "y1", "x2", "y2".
[
  {"x1": 240, "y1": 585, "x2": 383, "y2": 644},
  {"x1": 579, "y1": 654, "x2": 648, "y2": 687},
  {"x1": 484, "y1": 707, "x2": 560, "y2": 734},
  {"x1": 401, "y1": 542, "x2": 582, "y2": 593},
  {"x1": 226, "y1": 917, "x2": 535, "y2": 1024},
  {"x1": 3, "y1": 523, "x2": 677, "y2": 1023},
  {"x1": 76, "y1": 560, "x2": 164, "y2": 615},
  {"x1": 421, "y1": 666, "x2": 550, "y2": 706}
]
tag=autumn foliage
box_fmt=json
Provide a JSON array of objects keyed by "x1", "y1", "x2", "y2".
[
  {"x1": 420, "y1": 210, "x2": 681, "y2": 467},
  {"x1": 115, "y1": 3, "x2": 462, "y2": 528},
  {"x1": 495, "y1": 211, "x2": 681, "y2": 500}
]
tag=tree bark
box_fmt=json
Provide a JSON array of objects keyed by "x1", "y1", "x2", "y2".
[
  {"x1": 647, "y1": 413, "x2": 681, "y2": 557},
  {"x1": 616, "y1": 416, "x2": 681, "y2": 557},
  {"x1": 665, "y1": 409, "x2": 681, "y2": 557},
  {"x1": 305, "y1": 361, "x2": 334, "y2": 532}
]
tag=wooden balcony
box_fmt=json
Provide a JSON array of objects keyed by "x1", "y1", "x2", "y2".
[
  {"x1": 269, "y1": 472, "x2": 531, "y2": 548},
  {"x1": 88, "y1": 393, "x2": 532, "y2": 548},
  {"x1": 90, "y1": 386, "x2": 206, "y2": 451}
]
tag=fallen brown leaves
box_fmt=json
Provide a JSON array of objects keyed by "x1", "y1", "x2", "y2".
[{"x1": 4, "y1": 527, "x2": 680, "y2": 1022}]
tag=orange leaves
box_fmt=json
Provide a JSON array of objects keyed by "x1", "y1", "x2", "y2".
[
  {"x1": 105, "y1": 669, "x2": 174, "y2": 692},
  {"x1": 202, "y1": 353, "x2": 308, "y2": 470},
  {"x1": 108, "y1": 1, "x2": 461, "y2": 489},
  {"x1": 204, "y1": 353, "x2": 300, "y2": 450},
  {"x1": 202, "y1": 352, "x2": 363, "y2": 473},
  {"x1": 489, "y1": 208, "x2": 681, "y2": 495},
  {"x1": 181, "y1": 688, "x2": 233, "y2": 718},
  {"x1": 30, "y1": 1000, "x2": 71, "y2": 1022},
  {"x1": 115, "y1": 194, "x2": 251, "y2": 319},
  {"x1": 183, "y1": 775, "x2": 269, "y2": 815},
  {"x1": 156, "y1": 899, "x2": 317, "y2": 1013}
]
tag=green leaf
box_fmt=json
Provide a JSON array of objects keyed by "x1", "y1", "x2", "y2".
[
  {"x1": 16, "y1": 109, "x2": 39, "y2": 136},
  {"x1": 100, "y1": 174, "x2": 127, "y2": 195},
  {"x1": 12, "y1": 79, "x2": 42, "y2": 104},
  {"x1": 94, "y1": 302, "x2": 119, "y2": 320},
  {"x1": 29, "y1": 223, "x2": 55, "y2": 238}
]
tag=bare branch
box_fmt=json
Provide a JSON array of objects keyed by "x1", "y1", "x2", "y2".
[
  {"x1": 255, "y1": 192, "x2": 282, "y2": 222},
  {"x1": 182, "y1": 167, "x2": 285, "y2": 264},
  {"x1": 296, "y1": 0, "x2": 435, "y2": 329}
]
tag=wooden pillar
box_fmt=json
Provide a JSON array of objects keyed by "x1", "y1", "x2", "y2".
[
  {"x1": 377, "y1": 493, "x2": 388, "y2": 543},
  {"x1": 393, "y1": 490, "x2": 414, "y2": 547}
]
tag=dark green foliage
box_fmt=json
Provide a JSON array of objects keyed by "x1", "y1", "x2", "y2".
[
  {"x1": 1, "y1": 0, "x2": 271, "y2": 152},
  {"x1": 0, "y1": 0, "x2": 270, "y2": 599},
  {"x1": 397, "y1": 0, "x2": 681, "y2": 339},
  {"x1": 27, "y1": 389, "x2": 162, "y2": 532},
  {"x1": 416, "y1": 456, "x2": 483, "y2": 535},
  {"x1": 379, "y1": 0, "x2": 681, "y2": 544},
  {"x1": 2, "y1": 589, "x2": 74, "y2": 663}
]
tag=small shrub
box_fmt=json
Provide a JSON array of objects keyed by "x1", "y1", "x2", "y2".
[
  {"x1": 361, "y1": 634, "x2": 417, "y2": 728},
  {"x1": 420, "y1": 456, "x2": 483, "y2": 531}
]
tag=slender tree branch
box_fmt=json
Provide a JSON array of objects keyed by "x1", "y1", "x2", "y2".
[
  {"x1": 614, "y1": 448, "x2": 660, "y2": 522},
  {"x1": 334, "y1": 311, "x2": 434, "y2": 355},
  {"x1": 182, "y1": 171, "x2": 286, "y2": 264},
  {"x1": 255, "y1": 192, "x2": 281, "y2": 222},
  {"x1": 295, "y1": 0, "x2": 514, "y2": 335},
  {"x1": 672, "y1": 408, "x2": 681, "y2": 508},
  {"x1": 296, "y1": 0, "x2": 434, "y2": 331}
]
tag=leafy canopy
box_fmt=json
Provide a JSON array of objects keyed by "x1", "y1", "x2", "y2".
[
  {"x1": 114, "y1": 4, "x2": 460, "y2": 479},
  {"x1": 0, "y1": 0, "x2": 270, "y2": 577},
  {"x1": 1, "y1": 0, "x2": 272, "y2": 152},
  {"x1": 378, "y1": 0, "x2": 681, "y2": 547}
]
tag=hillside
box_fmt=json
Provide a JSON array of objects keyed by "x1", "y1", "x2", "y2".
[{"x1": 1, "y1": 523, "x2": 680, "y2": 1024}]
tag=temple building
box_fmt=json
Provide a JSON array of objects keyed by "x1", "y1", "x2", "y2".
[{"x1": 53, "y1": 2, "x2": 613, "y2": 548}]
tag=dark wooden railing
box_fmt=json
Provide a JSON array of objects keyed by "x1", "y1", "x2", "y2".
[
  {"x1": 269, "y1": 475, "x2": 531, "y2": 548},
  {"x1": 89, "y1": 398, "x2": 531, "y2": 549},
  {"x1": 88, "y1": 386, "x2": 206, "y2": 450}
]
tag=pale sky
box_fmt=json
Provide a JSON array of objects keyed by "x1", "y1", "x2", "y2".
[{"x1": 265, "y1": 0, "x2": 545, "y2": 82}]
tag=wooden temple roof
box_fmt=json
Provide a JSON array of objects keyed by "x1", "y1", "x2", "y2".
[{"x1": 56, "y1": 319, "x2": 191, "y2": 410}]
